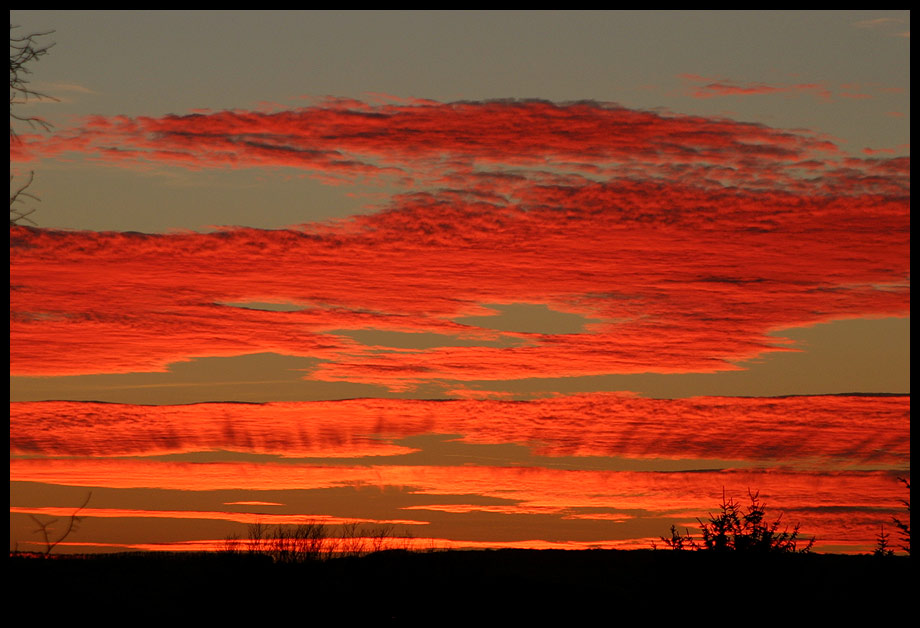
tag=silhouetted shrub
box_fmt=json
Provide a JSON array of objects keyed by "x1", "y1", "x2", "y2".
[
  {"x1": 892, "y1": 476, "x2": 910, "y2": 555},
  {"x1": 660, "y1": 489, "x2": 814, "y2": 553},
  {"x1": 873, "y1": 525, "x2": 894, "y2": 557}
]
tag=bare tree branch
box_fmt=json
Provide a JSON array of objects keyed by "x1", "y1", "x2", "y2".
[
  {"x1": 10, "y1": 23, "x2": 57, "y2": 142},
  {"x1": 10, "y1": 24, "x2": 56, "y2": 226},
  {"x1": 27, "y1": 492, "x2": 93, "y2": 555},
  {"x1": 10, "y1": 171, "x2": 39, "y2": 225}
]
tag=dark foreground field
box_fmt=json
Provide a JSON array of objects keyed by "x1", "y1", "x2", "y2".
[{"x1": 10, "y1": 549, "x2": 910, "y2": 620}]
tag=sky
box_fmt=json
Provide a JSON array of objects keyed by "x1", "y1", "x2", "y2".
[{"x1": 10, "y1": 10, "x2": 910, "y2": 554}]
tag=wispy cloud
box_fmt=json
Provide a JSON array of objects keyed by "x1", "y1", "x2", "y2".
[
  {"x1": 10, "y1": 505, "x2": 421, "y2": 527},
  {"x1": 852, "y1": 17, "x2": 907, "y2": 29},
  {"x1": 679, "y1": 74, "x2": 906, "y2": 103},
  {"x1": 679, "y1": 74, "x2": 833, "y2": 101},
  {"x1": 852, "y1": 17, "x2": 909, "y2": 38},
  {"x1": 35, "y1": 81, "x2": 95, "y2": 94}
]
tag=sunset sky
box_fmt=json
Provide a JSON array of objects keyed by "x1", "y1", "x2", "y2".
[{"x1": 10, "y1": 10, "x2": 909, "y2": 554}]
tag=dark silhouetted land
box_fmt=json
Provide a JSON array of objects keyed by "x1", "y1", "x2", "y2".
[{"x1": 9, "y1": 549, "x2": 910, "y2": 620}]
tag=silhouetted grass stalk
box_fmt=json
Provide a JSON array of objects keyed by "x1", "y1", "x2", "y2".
[{"x1": 228, "y1": 521, "x2": 418, "y2": 562}]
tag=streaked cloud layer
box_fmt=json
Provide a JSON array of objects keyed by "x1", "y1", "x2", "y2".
[
  {"x1": 10, "y1": 395, "x2": 909, "y2": 464},
  {"x1": 10, "y1": 394, "x2": 908, "y2": 552}
]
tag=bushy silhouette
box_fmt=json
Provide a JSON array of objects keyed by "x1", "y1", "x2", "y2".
[
  {"x1": 873, "y1": 524, "x2": 894, "y2": 557},
  {"x1": 892, "y1": 476, "x2": 910, "y2": 554},
  {"x1": 661, "y1": 489, "x2": 814, "y2": 553}
]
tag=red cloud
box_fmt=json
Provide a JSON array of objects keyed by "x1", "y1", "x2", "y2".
[
  {"x1": 9, "y1": 100, "x2": 910, "y2": 385},
  {"x1": 10, "y1": 183, "x2": 908, "y2": 383},
  {"x1": 13, "y1": 99, "x2": 849, "y2": 186},
  {"x1": 10, "y1": 395, "x2": 908, "y2": 465},
  {"x1": 8, "y1": 99, "x2": 910, "y2": 555}
]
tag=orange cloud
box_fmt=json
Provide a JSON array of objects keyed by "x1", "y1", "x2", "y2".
[
  {"x1": 10, "y1": 506, "x2": 424, "y2": 527},
  {"x1": 42, "y1": 537, "x2": 650, "y2": 553},
  {"x1": 10, "y1": 458, "x2": 906, "y2": 551},
  {"x1": 10, "y1": 459, "x2": 895, "y2": 508}
]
